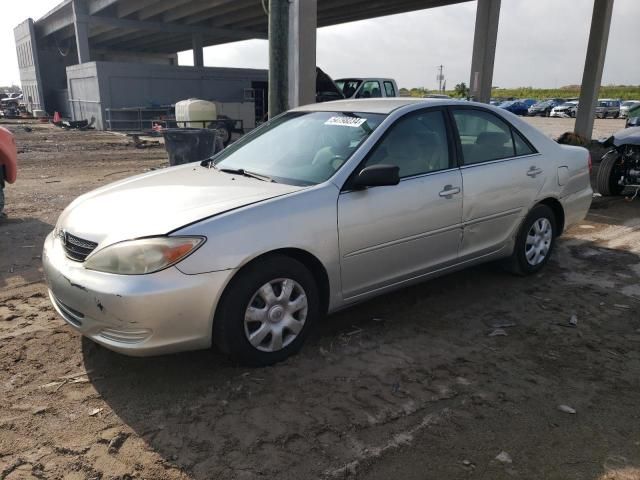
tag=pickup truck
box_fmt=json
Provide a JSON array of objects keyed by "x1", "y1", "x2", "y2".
[{"x1": 335, "y1": 78, "x2": 399, "y2": 99}]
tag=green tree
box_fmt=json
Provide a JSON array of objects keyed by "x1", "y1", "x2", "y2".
[{"x1": 454, "y1": 82, "x2": 469, "y2": 98}]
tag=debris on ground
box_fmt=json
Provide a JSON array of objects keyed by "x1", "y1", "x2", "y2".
[
  {"x1": 570, "y1": 313, "x2": 578, "y2": 327},
  {"x1": 488, "y1": 328, "x2": 508, "y2": 337},
  {"x1": 558, "y1": 404, "x2": 577, "y2": 414},
  {"x1": 495, "y1": 451, "x2": 513, "y2": 464},
  {"x1": 107, "y1": 432, "x2": 130, "y2": 454},
  {"x1": 613, "y1": 304, "x2": 631, "y2": 310},
  {"x1": 491, "y1": 322, "x2": 517, "y2": 329}
]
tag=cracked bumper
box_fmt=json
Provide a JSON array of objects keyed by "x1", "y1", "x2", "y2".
[{"x1": 42, "y1": 231, "x2": 234, "y2": 356}]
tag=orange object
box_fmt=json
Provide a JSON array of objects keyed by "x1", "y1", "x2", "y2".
[
  {"x1": 0, "y1": 127, "x2": 17, "y2": 184},
  {"x1": 53, "y1": 111, "x2": 61, "y2": 123}
]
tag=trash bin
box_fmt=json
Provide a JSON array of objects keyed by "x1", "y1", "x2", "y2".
[{"x1": 161, "y1": 128, "x2": 223, "y2": 166}]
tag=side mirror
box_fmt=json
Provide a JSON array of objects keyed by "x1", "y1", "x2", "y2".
[{"x1": 352, "y1": 164, "x2": 400, "y2": 189}]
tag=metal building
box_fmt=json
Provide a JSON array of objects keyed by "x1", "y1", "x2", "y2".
[{"x1": 14, "y1": 0, "x2": 614, "y2": 138}]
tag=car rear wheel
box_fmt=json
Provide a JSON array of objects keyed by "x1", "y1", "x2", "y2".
[
  {"x1": 506, "y1": 204, "x2": 556, "y2": 276},
  {"x1": 596, "y1": 153, "x2": 625, "y2": 196},
  {"x1": 214, "y1": 255, "x2": 319, "y2": 366}
]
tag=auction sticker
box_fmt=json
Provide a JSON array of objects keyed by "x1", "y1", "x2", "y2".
[{"x1": 324, "y1": 116, "x2": 367, "y2": 128}]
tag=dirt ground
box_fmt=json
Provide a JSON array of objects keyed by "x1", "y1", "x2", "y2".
[{"x1": 1, "y1": 117, "x2": 639, "y2": 480}]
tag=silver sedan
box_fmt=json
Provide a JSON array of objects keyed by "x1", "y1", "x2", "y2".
[{"x1": 43, "y1": 99, "x2": 592, "y2": 365}]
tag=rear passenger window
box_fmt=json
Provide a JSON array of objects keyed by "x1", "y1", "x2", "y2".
[
  {"x1": 384, "y1": 81, "x2": 396, "y2": 97},
  {"x1": 452, "y1": 109, "x2": 534, "y2": 165},
  {"x1": 513, "y1": 130, "x2": 535, "y2": 156}
]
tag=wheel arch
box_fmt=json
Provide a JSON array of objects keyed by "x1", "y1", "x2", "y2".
[
  {"x1": 214, "y1": 248, "x2": 331, "y2": 324},
  {"x1": 537, "y1": 197, "x2": 565, "y2": 235}
]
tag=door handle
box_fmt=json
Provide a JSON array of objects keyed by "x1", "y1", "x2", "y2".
[
  {"x1": 527, "y1": 166, "x2": 543, "y2": 177},
  {"x1": 439, "y1": 185, "x2": 461, "y2": 197}
]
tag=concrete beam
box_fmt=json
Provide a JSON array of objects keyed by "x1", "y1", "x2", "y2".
[
  {"x1": 72, "y1": 0, "x2": 91, "y2": 63},
  {"x1": 182, "y1": 1, "x2": 260, "y2": 26},
  {"x1": 88, "y1": 0, "x2": 120, "y2": 15},
  {"x1": 117, "y1": 0, "x2": 158, "y2": 18},
  {"x1": 288, "y1": 0, "x2": 317, "y2": 108},
  {"x1": 82, "y1": 14, "x2": 266, "y2": 40},
  {"x1": 137, "y1": 0, "x2": 192, "y2": 21},
  {"x1": 192, "y1": 33, "x2": 204, "y2": 67},
  {"x1": 164, "y1": 0, "x2": 233, "y2": 23},
  {"x1": 469, "y1": 0, "x2": 501, "y2": 103},
  {"x1": 575, "y1": 0, "x2": 614, "y2": 140}
]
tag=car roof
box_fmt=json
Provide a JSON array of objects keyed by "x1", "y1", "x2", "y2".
[{"x1": 293, "y1": 98, "x2": 456, "y2": 114}]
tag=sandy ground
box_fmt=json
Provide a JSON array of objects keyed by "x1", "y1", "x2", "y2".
[{"x1": 1, "y1": 117, "x2": 639, "y2": 480}]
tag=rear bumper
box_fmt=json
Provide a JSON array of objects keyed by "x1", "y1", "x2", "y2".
[
  {"x1": 562, "y1": 187, "x2": 593, "y2": 230},
  {"x1": 42, "y1": 231, "x2": 234, "y2": 356}
]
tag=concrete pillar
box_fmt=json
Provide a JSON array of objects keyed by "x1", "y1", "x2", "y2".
[
  {"x1": 192, "y1": 33, "x2": 204, "y2": 67},
  {"x1": 72, "y1": 0, "x2": 90, "y2": 63},
  {"x1": 575, "y1": 0, "x2": 614, "y2": 140},
  {"x1": 469, "y1": 0, "x2": 501, "y2": 103},
  {"x1": 288, "y1": 0, "x2": 317, "y2": 108},
  {"x1": 268, "y1": 0, "x2": 289, "y2": 118}
]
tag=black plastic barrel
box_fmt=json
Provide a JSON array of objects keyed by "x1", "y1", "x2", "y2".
[{"x1": 161, "y1": 128, "x2": 222, "y2": 166}]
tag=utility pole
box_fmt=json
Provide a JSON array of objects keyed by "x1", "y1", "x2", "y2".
[
  {"x1": 437, "y1": 65, "x2": 444, "y2": 93},
  {"x1": 268, "y1": 0, "x2": 289, "y2": 119}
]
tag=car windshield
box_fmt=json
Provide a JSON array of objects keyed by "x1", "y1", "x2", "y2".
[{"x1": 212, "y1": 111, "x2": 386, "y2": 186}]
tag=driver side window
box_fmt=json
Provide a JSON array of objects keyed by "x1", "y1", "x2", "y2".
[{"x1": 363, "y1": 110, "x2": 450, "y2": 178}]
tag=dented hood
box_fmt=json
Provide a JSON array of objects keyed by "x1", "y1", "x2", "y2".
[{"x1": 56, "y1": 164, "x2": 304, "y2": 248}]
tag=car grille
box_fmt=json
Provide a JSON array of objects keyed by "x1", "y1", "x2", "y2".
[
  {"x1": 50, "y1": 292, "x2": 84, "y2": 327},
  {"x1": 61, "y1": 231, "x2": 98, "y2": 262}
]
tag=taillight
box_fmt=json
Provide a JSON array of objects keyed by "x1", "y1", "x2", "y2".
[{"x1": 588, "y1": 153, "x2": 592, "y2": 174}]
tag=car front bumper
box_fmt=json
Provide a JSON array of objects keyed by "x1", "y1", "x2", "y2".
[{"x1": 42, "y1": 231, "x2": 234, "y2": 356}]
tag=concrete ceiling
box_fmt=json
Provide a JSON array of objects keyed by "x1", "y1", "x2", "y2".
[{"x1": 34, "y1": 0, "x2": 470, "y2": 54}]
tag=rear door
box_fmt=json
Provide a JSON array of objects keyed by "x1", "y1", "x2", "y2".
[
  {"x1": 450, "y1": 107, "x2": 544, "y2": 260},
  {"x1": 338, "y1": 108, "x2": 463, "y2": 299}
]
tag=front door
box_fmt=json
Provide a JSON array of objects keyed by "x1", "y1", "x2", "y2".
[{"x1": 338, "y1": 109, "x2": 463, "y2": 299}]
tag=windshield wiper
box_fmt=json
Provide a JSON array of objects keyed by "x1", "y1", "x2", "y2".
[{"x1": 217, "y1": 167, "x2": 276, "y2": 183}]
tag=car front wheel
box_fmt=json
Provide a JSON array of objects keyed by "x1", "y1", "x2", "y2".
[
  {"x1": 506, "y1": 204, "x2": 556, "y2": 275},
  {"x1": 214, "y1": 255, "x2": 319, "y2": 366}
]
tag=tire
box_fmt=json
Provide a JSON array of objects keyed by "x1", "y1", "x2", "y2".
[
  {"x1": 613, "y1": 112, "x2": 620, "y2": 119},
  {"x1": 596, "y1": 153, "x2": 625, "y2": 196},
  {"x1": 506, "y1": 204, "x2": 556, "y2": 276},
  {"x1": 213, "y1": 255, "x2": 319, "y2": 366}
]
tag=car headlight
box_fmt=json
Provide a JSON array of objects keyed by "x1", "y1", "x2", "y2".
[{"x1": 84, "y1": 236, "x2": 205, "y2": 275}]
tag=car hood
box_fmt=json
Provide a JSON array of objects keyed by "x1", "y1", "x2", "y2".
[{"x1": 57, "y1": 164, "x2": 305, "y2": 247}]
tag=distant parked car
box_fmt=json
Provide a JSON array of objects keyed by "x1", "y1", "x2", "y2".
[
  {"x1": 335, "y1": 78, "x2": 399, "y2": 99},
  {"x1": 626, "y1": 103, "x2": 640, "y2": 128},
  {"x1": 620, "y1": 101, "x2": 640, "y2": 118},
  {"x1": 498, "y1": 100, "x2": 531, "y2": 116},
  {"x1": 595, "y1": 99, "x2": 621, "y2": 119},
  {"x1": 0, "y1": 93, "x2": 23, "y2": 109},
  {"x1": 423, "y1": 94, "x2": 451, "y2": 99},
  {"x1": 550, "y1": 101, "x2": 579, "y2": 118},
  {"x1": 528, "y1": 99, "x2": 564, "y2": 117}
]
